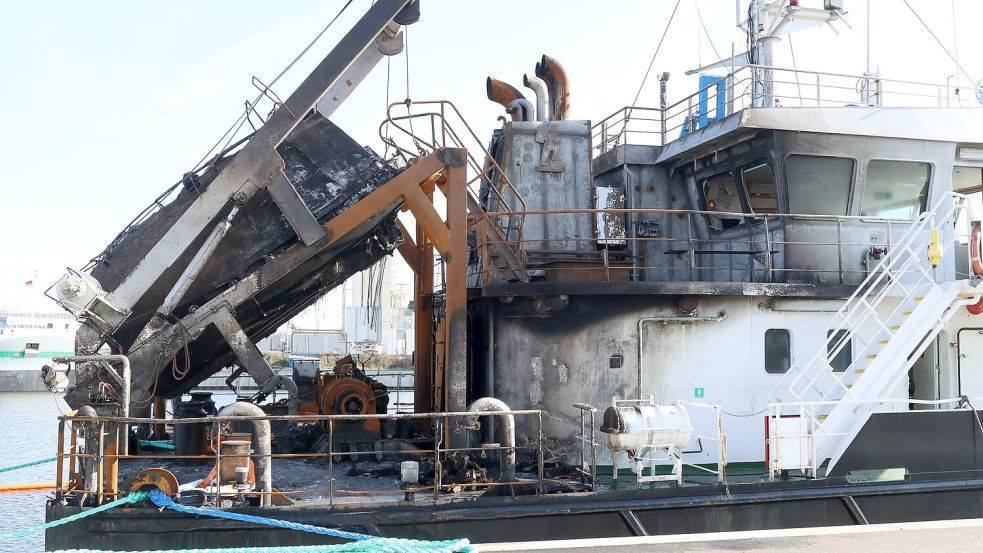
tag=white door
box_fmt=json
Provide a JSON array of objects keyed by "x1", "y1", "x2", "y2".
[{"x1": 958, "y1": 329, "x2": 983, "y2": 398}]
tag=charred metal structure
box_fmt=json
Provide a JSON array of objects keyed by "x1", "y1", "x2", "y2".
[{"x1": 42, "y1": 0, "x2": 983, "y2": 550}]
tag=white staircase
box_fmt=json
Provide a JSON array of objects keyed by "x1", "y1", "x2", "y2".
[{"x1": 768, "y1": 193, "x2": 981, "y2": 478}]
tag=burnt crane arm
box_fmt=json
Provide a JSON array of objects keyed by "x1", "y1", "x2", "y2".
[{"x1": 53, "y1": 0, "x2": 422, "y2": 407}]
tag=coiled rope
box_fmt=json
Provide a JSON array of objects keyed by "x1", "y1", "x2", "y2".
[{"x1": 0, "y1": 455, "x2": 58, "y2": 473}]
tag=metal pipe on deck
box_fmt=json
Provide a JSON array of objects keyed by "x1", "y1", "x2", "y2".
[
  {"x1": 466, "y1": 397, "x2": 516, "y2": 482},
  {"x1": 55, "y1": 355, "x2": 130, "y2": 455},
  {"x1": 213, "y1": 402, "x2": 272, "y2": 506}
]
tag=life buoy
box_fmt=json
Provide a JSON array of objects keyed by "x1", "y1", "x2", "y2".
[{"x1": 968, "y1": 223, "x2": 983, "y2": 314}]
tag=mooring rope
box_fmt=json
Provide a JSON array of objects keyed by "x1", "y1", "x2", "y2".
[
  {"x1": 0, "y1": 487, "x2": 471, "y2": 552},
  {"x1": 145, "y1": 489, "x2": 473, "y2": 553},
  {"x1": 137, "y1": 439, "x2": 176, "y2": 450},
  {"x1": 0, "y1": 455, "x2": 58, "y2": 473},
  {"x1": 0, "y1": 491, "x2": 150, "y2": 542}
]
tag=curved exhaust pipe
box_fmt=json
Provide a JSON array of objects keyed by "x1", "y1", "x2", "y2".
[
  {"x1": 466, "y1": 397, "x2": 516, "y2": 482},
  {"x1": 534, "y1": 55, "x2": 570, "y2": 120},
  {"x1": 214, "y1": 402, "x2": 273, "y2": 506},
  {"x1": 486, "y1": 77, "x2": 532, "y2": 121},
  {"x1": 523, "y1": 74, "x2": 548, "y2": 121}
]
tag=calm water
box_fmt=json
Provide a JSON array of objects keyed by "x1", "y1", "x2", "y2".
[{"x1": 0, "y1": 392, "x2": 67, "y2": 552}]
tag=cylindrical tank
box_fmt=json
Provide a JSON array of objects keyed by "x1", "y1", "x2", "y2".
[
  {"x1": 599, "y1": 403, "x2": 692, "y2": 452},
  {"x1": 173, "y1": 392, "x2": 218, "y2": 457},
  {"x1": 219, "y1": 440, "x2": 251, "y2": 483}
]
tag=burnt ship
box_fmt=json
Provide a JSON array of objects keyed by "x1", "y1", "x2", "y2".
[{"x1": 38, "y1": 0, "x2": 983, "y2": 550}]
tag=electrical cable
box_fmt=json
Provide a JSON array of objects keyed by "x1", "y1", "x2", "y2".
[
  {"x1": 628, "y1": 0, "x2": 683, "y2": 112},
  {"x1": 693, "y1": 0, "x2": 723, "y2": 63},
  {"x1": 901, "y1": 0, "x2": 976, "y2": 86}
]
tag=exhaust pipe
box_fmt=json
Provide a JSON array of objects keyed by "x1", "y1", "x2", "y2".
[
  {"x1": 534, "y1": 55, "x2": 570, "y2": 120},
  {"x1": 214, "y1": 402, "x2": 273, "y2": 506},
  {"x1": 466, "y1": 397, "x2": 516, "y2": 482},
  {"x1": 523, "y1": 74, "x2": 548, "y2": 122},
  {"x1": 486, "y1": 77, "x2": 532, "y2": 121}
]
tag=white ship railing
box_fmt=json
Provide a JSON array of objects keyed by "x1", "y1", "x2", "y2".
[{"x1": 594, "y1": 64, "x2": 983, "y2": 153}]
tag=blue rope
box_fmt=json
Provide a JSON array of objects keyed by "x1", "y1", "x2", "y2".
[
  {"x1": 0, "y1": 491, "x2": 150, "y2": 541},
  {"x1": 0, "y1": 455, "x2": 58, "y2": 473},
  {"x1": 138, "y1": 439, "x2": 176, "y2": 450},
  {"x1": 148, "y1": 490, "x2": 472, "y2": 553}
]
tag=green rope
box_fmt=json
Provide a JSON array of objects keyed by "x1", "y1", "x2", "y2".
[
  {"x1": 0, "y1": 455, "x2": 58, "y2": 473},
  {"x1": 53, "y1": 544, "x2": 471, "y2": 553},
  {"x1": 138, "y1": 439, "x2": 176, "y2": 450},
  {"x1": 0, "y1": 491, "x2": 150, "y2": 542}
]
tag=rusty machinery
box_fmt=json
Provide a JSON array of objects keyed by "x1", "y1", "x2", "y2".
[
  {"x1": 45, "y1": 1, "x2": 480, "y2": 447},
  {"x1": 295, "y1": 355, "x2": 389, "y2": 437}
]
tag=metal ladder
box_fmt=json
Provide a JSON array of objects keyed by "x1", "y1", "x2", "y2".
[{"x1": 768, "y1": 193, "x2": 980, "y2": 477}]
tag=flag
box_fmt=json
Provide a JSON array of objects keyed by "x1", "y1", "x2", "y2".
[{"x1": 24, "y1": 280, "x2": 33, "y2": 288}]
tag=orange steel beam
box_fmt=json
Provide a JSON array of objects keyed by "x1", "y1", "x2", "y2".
[
  {"x1": 394, "y1": 219, "x2": 420, "y2": 270},
  {"x1": 317, "y1": 148, "x2": 469, "y2": 419},
  {"x1": 442, "y1": 161, "x2": 469, "y2": 421}
]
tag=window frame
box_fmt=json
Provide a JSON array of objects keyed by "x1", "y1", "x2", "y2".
[
  {"x1": 698, "y1": 170, "x2": 751, "y2": 232},
  {"x1": 826, "y1": 329, "x2": 852, "y2": 373},
  {"x1": 858, "y1": 158, "x2": 934, "y2": 219},
  {"x1": 783, "y1": 153, "x2": 857, "y2": 216},
  {"x1": 764, "y1": 328, "x2": 792, "y2": 375},
  {"x1": 739, "y1": 158, "x2": 780, "y2": 218}
]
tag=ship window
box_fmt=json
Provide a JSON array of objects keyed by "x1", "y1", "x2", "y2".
[
  {"x1": 861, "y1": 160, "x2": 930, "y2": 218},
  {"x1": 742, "y1": 161, "x2": 778, "y2": 214},
  {"x1": 765, "y1": 329, "x2": 791, "y2": 374},
  {"x1": 827, "y1": 329, "x2": 851, "y2": 373},
  {"x1": 786, "y1": 155, "x2": 854, "y2": 215},
  {"x1": 701, "y1": 172, "x2": 746, "y2": 230}
]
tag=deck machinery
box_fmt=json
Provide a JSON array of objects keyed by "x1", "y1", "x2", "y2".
[{"x1": 43, "y1": 0, "x2": 983, "y2": 549}]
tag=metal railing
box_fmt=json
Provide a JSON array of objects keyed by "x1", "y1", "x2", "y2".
[
  {"x1": 766, "y1": 397, "x2": 967, "y2": 479},
  {"x1": 380, "y1": 100, "x2": 527, "y2": 276},
  {"x1": 766, "y1": 192, "x2": 979, "y2": 477},
  {"x1": 593, "y1": 65, "x2": 983, "y2": 153},
  {"x1": 472, "y1": 205, "x2": 966, "y2": 287},
  {"x1": 54, "y1": 409, "x2": 547, "y2": 506}
]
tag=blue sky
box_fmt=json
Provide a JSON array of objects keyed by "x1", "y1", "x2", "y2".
[{"x1": 2, "y1": 0, "x2": 981, "y2": 313}]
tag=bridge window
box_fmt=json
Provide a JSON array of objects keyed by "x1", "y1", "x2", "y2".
[
  {"x1": 742, "y1": 161, "x2": 778, "y2": 214},
  {"x1": 702, "y1": 172, "x2": 746, "y2": 230},
  {"x1": 861, "y1": 160, "x2": 930, "y2": 218},
  {"x1": 826, "y1": 329, "x2": 851, "y2": 373},
  {"x1": 765, "y1": 329, "x2": 791, "y2": 374},
  {"x1": 786, "y1": 155, "x2": 854, "y2": 216}
]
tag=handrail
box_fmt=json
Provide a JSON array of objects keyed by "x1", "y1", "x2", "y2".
[
  {"x1": 55, "y1": 409, "x2": 549, "y2": 506},
  {"x1": 380, "y1": 100, "x2": 528, "y2": 278},
  {"x1": 591, "y1": 64, "x2": 983, "y2": 153}
]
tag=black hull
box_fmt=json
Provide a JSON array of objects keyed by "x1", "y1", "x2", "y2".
[{"x1": 45, "y1": 475, "x2": 983, "y2": 551}]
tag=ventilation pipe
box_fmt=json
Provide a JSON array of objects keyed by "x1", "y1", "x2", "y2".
[
  {"x1": 214, "y1": 402, "x2": 272, "y2": 506},
  {"x1": 507, "y1": 99, "x2": 535, "y2": 122},
  {"x1": 523, "y1": 74, "x2": 548, "y2": 121},
  {"x1": 486, "y1": 77, "x2": 532, "y2": 121},
  {"x1": 534, "y1": 55, "x2": 570, "y2": 120},
  {"x1": 466, "y1": 397, "x2": 516, "y2": 482}
]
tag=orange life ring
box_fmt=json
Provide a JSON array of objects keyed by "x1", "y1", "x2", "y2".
[{"x1": 968, "y1": 223, "x2": 983, "y2": 314}]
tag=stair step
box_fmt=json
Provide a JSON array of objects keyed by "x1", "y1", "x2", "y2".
[
  {"x1": 903, "y1": 311, "x2": 912, "y2": 316},
  {"x1": 818, "y1": 415, "x2": 828, "y2": 421},
  {"x1": 866, "y1": 354, "x2": 877, "y2": 360},
  {"x1": 914, "y1": 296, "x2": 924, "y2": 302},
  {"x1": 855, "y1": 369, "x2": 865, "y2": 375},
  {"x1": 890, "y1": 325, "x2": 900, "y2": 331},
  {"x1": 879, "y1": 339, "x2": 889, "y2": 345}
]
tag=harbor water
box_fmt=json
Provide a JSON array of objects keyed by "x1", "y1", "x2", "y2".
[{"x1": 0, "y1": 392, "x2": 68, "y2": 552}]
